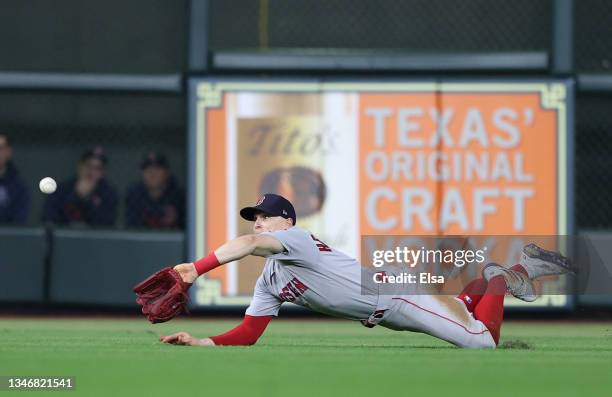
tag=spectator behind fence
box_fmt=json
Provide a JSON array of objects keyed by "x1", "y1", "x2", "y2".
[
  {"x1": 43, "y1": 147, "x2": 118, "y2": 226},
  {"x1": 0, "y1": 133, "x2": 30, "y2": 224},
  {"x1": 125, "y1": 151, "x2": 184, "y2": 229}
]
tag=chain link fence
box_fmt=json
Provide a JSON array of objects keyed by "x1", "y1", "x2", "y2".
[
  {"x1": 0, "y1": 0, "x2": 611, "y2": 233},
  {"x1": 210, "y1": 0, "x2": 551, "y2": 52},
  {"x1": 574, "y1": 0, "x2": 612, "y2": 225},
  {"x1": 575, "y1": 93, "x2": 612, "y2": 229},
  {"x1": 0, "y1": 0, "x2": 187, "y2": 74},
  {"x1": 0, "y1": 92, "x2": 186, "y2": 229},
  {"x1": 576, "y1": 0, "x2": 612, "y2": 73}
]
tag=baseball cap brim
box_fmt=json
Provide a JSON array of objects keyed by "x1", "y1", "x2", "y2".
[{"x1": 240, "y1": 204, "x2": 283, "y2": 221}]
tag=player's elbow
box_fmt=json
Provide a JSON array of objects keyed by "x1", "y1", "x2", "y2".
[{"x1": 235, "y1": 234, "x2": 259, "y2": 255}]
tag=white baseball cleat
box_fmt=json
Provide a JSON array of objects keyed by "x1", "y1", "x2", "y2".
[
  {"x1": 482, "y1": 263, "x2": 537, "y2": 302},
  {"x1": 520, "y1": 243, "x2": 574, "y2": 280}
]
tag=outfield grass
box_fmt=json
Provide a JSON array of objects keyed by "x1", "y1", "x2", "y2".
[{"x1": 1, "y1": 317, "x2": 611, "y2": 397}]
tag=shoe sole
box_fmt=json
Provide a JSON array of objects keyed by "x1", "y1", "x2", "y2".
[
  {"x1": 523, "y1": 243, "x2": 575, "y2": 275},
  {"x1": 482, "y1": 263, "x2": 537, "y2": 302}
]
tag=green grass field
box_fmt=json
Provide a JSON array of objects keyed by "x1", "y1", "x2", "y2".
[{"x1": 1, "y1": 318, "x2": 611, "y2": 397}]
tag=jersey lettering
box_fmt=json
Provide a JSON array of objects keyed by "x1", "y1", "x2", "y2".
[
  {"x1": 279, "y1": 286, "x2": 295, "y2": 302},
  {"x1": 311, "y1": 234, "x2": 332, "y2": 252},
  {"x1": 287, "y1": 282, "x2": 301, "y2": 297},
  {"x1": 291, "y1": 277, "x2": 309, "y2": 294},
  {"x1": 278, "y1": 277, "x2": 310, "y2": 302}
]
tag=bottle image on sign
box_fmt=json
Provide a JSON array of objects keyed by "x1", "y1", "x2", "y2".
[
  {"x1": 228, "y1": 92, "x2": 358, "y2": 294},
  {"x1": 259, "y1": 166, "x2": 326, "y2": 218}
]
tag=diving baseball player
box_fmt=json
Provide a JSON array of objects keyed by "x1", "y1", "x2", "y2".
[{"x1": 152, "y1": 193, "x2": 571, "y2": 348}]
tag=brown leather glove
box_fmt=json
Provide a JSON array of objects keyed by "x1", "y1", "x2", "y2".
[{"x1": 133, "y1": 267, "x2": 192, "y2": 324}]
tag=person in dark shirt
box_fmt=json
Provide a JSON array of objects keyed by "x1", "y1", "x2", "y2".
[
  {"x1": 0, "y1": 133, "x2": 30, "y2": 224},
  {"x1": 125, "y1": 151, "x2": 184, "y2": 229},
  {"x1": 43, "y1": 146, "x2": 118, "y2": 226}
]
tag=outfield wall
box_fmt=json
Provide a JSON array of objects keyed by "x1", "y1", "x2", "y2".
[
  {"x1": 0, "y1": 227, "x2": 184, "y2": 306},
  {"x1": 1, "y1": 227, "x2": 610, "y2": 309}
]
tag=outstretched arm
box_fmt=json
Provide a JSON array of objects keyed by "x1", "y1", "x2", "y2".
[
  {"x1": 215, "y1": 233, "x2": 286, "y2": 262},
  {"x1": 160, "y1": 315, "x2": 273, "y2": 346},
  {"x1": 162, "y1": 234, "x2": 283, "y2": 347},
  {"x1": 173, "y1": 234, "x2": 285, "y2": 284}
]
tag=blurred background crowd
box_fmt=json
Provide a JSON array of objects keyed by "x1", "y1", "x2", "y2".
[{"x1": 0, "y1": 132, "x2": 184, "y2": 229}]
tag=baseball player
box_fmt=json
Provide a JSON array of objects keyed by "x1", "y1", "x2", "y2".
[{"x1": 156, "y1": 193, "x2": 572, "y2": 348}]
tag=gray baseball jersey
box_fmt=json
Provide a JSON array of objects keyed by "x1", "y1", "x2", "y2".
[
  {"x1": 244, "y1": 226, "x2": 497, "y2": 349},
  {"x1": 245, "y1": 227, "x2": 378, "y2": 320}
]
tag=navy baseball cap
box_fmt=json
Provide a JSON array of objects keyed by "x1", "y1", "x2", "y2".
[
  {"x1": 141, "y1": 151, "x2": 169, "y2": 170},
  {"x1": 80, "y1": 146, "x2": 108, "y2": 166},
  {"x1": 240, "y1": 193, "x2": 296, "y2": 225}
]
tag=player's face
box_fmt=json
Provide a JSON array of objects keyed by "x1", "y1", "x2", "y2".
[{"x1": 252, "y1": 212, "x2": 292, "y2": 234}]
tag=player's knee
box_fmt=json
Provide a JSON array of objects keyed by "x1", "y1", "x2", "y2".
[
  {"x1": 460, "y1": 335, "x2": 497, "y2": 349},
  {"x1": 451, "y1": 332, "x2": 496, "y2": 349}
]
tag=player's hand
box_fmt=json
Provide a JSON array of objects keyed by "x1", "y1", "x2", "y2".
[
  {"x1": 173, "y1": 263, "x2": 198, "y2": 284},
  {"x1": 159, "y1": 332, "x2": 215, "y2": 346}
]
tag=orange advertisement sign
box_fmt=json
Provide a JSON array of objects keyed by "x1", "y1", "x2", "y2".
[
  {"x1": 359, "y1": 92, "x2": 558, "y2": 235},
  {"x1": 190, "y1": 80, "x2": 570, "y2": 307}
]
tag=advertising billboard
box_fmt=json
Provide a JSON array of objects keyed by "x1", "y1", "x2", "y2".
[{"x1": 187, "y1": 79, "x2": 573, "y2": 308}]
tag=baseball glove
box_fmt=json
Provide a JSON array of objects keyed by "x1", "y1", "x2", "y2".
[{"x1": 133, "y1": 267, "x2": 192, "y2": 324}]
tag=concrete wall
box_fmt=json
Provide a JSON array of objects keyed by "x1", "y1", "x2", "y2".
[{"x1": 0, "y1": 227, "x2": 185, "y2": 306}]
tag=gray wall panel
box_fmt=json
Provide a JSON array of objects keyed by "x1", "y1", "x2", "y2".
[
  {"x1": 0, "y1": 228, "x2": 46, "y2": 302},
  {"x1": 576, "y1": 232, "x2": 612, "y2": 306},
  {"x1": 50, "y1": 230, "x2": 184, "y2": 306}
]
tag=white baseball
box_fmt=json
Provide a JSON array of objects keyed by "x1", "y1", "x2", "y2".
[{"x1": 39, "y1": 177, "x2": 57, "y2": 194}]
